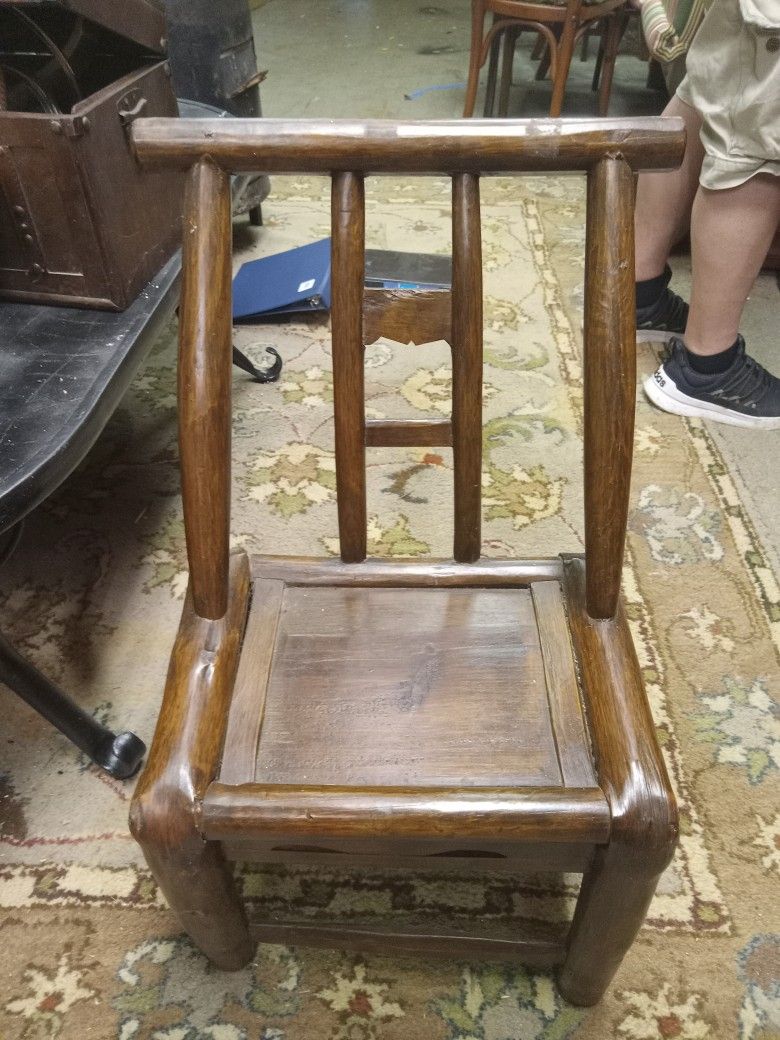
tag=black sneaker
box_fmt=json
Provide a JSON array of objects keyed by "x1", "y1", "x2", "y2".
[
  {"x1": 636, "y1": 268, "x2": 689, "y2": 342},
  {"x1": 644, "y1": 336, "x2": 780, "y2": 429}
]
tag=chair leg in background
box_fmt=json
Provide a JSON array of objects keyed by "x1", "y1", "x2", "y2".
[
  {"x1": 548, "y1": 14, "x2": 577, "y2": 116},
  {"x1": 498, "y1": 27, "x2": 519, "y2": 116},
  {"x1": 597, "y1": 12, "x2": 627, "y2": 116},
  {"x1": 463, "y1": 0, "x2": 487, "y2": 116},
  {"x1": 483, "y1": 19, "x2": 501, "y2": 116}
]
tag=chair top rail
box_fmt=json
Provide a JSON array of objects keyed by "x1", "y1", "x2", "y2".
[{"x1": 132, "y1": 117, "x2": 686, "y2": 175}]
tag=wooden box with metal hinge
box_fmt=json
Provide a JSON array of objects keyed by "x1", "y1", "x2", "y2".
[{"x1": 0, "y1": 0, "x2": 181, "y2": 310}]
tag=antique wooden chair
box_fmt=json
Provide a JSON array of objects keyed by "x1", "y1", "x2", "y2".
[
  {"x1": 464, "y1": 0, "x2": 629, "y2": 118},
  {"x1": 129, "y1": 116, "x2": 685, "y2": 1006}
]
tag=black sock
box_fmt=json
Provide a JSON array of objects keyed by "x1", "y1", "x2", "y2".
[
  {"x1": 636, "y1": 264, "x2": 671, "y2": 310},
  {"x1": 685, "y1": 338, "x2": 740, "y2": 375}
]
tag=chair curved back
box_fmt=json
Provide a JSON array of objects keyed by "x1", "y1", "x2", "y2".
[{"x1": 131, "y1": 116, "x2": 685, "y2": 622}]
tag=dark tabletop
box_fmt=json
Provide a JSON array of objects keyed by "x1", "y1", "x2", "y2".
[{"x1": 0, "y1": 253, "x2": 181, "y2": 534}]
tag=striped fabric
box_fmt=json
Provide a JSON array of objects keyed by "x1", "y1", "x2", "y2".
[{"x1": 639, "y1": 0, "x2": 713, "y2": 61}]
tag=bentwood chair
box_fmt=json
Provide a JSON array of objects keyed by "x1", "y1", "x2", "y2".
[
  {"x1": 129, "y1": 116, "x2": 685, "y2": 1006},
  {"x1": 464, "y1": 0, "x2": 629, "y2": 118}
]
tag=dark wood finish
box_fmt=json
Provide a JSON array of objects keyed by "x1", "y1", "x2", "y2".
[
  {"x1": 236, "y1": 585, "x2": 566, "y2": 788},
  {"x1": 463, "y1": 0, "x2": 629, "y2": 120},
  {"x1": 178, "y1": 158, "x2": 233, "y2": 620},
  {"x1": 583, "y1": 157, "x2": 635, "y2": 620},
  {"x1": 218, "y1": 579, "x2": 284, "y2": 785},
  {"x1": 451, "y1": 173, "x2": 483, "y2": 563},
  {"x1": 131, "y1": 119, "x2": 683, "y2": 1006},
  {"x1": 203, "y1": 784, "x2": 610, "y2": 843},
  {"x1": 222, "y1": 837, "x2": 596, "y2": 873},
  {"x1": 250, "y1": 555, "x2": 563, "y2": 586},
  {"x1": 559, "y1": 555, "x2": 677, "y2": 1004},
  {"x1": 363, "y1": 287, "x2": 451, "y2": 346},
  {"x1": 365, "y1": 418, "x2": 453, "y2": 447},
  {"x1": 246, "y1": 919, "x2": 565, "y2": 965},
  {"x1": 531, "y1": 580, "x2": 598, "y2": 788},
  {"x1": 129, "y1": 553, "x2": 254, "y2": 970},
  {"x1": 331, "y1": 171, "x2": 367, "y2": 563},
  {"x1": 132, "y1": 117, "x2": 686, "y2": 175}
]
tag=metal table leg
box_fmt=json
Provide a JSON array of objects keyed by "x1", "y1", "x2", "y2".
[{"x1": 0, "y1": 628, "x2": 145, "y2": 779}]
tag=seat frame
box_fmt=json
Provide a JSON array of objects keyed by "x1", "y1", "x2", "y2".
[{"x1": 129, "y1": 116, "x2": 686, "y2": 1006}]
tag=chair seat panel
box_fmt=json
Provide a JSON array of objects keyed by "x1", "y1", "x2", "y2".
[
  {"x1": 257, "y1": 584, "x2": 557, "y2": 788},
  {"x1": 217, "y1": 561, "x2": 603, "y2": 799}
]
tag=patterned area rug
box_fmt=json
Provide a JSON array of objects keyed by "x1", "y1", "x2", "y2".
[{"x1": 1, "y1": 174, "x2": 778, "y2": 1040}]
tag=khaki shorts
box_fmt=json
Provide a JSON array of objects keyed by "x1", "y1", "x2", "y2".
[{"x1": 677, "y1": 0, "x2": 780, "y2": 189}]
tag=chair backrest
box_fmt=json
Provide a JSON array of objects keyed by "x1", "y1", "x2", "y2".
[{"x1": 132, "y1": 116, "x2": 685, "y2": 623}]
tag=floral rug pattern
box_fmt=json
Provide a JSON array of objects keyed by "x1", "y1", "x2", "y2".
[{"x1": 0, "y1": 174, "x2": 778, "y2": 1039}]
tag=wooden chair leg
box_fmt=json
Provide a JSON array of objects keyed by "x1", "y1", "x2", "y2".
[
  {"x1": 560, "y1": 557, "x2": 678, "y2": 1006},
  {"x1": 591, "y1": 32, "x2": 605, "y2": 90},
  {"x1": 497, "y1": 27, "x2": 519, "y2": 116},
  {"x1": 130, "y1": 554, "x2": 255, "y2": 970},
  {"x1": 597, "y1": 12, "x2": 627, "y2": 116},
  {"x1": 559, "y1": 844, "x2": 671, "y2": 1005},
  {"x1": 463, "y1": 0, "x2": 487, "y2": 117},
  {"x1": 535, "y1": 28, "x2": 555, "y2": 81},
  {"x1": 548, "y1": 14, "x2": 577, "y2": 117},
  {"x1": 483, "y1": 18, "x2": 501, "y2": 116}
]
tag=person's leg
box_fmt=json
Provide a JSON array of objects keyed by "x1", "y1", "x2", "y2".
[
  {"x1": 634, "y1": 94, "x2": 705, "y2": 281},
  {"x1": 644, "y1": 174, "x2": 780, "y2": 428},
  {"x1": 685, "y1": 174, "x2": 780, "y2": 355}
]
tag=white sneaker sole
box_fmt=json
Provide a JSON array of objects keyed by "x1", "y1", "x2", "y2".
[{"x1": 643, "y1": 367, "x2": 780, "y2": 430}]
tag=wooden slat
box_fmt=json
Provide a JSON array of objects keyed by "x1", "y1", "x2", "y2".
[
  {"x1": 583, "y1": 156, "x2": 636, "y2": 619},
  {"x1": 365, "y1": 418, "x2": 452, "y2": 448},
  {"x1": 202, "y1": 784, "x2": 610, "y2": 843},
  {"x1": 363, "y1": 288, "x2": 451, "y2": 346},
  {"x1": 246, "y1": 919, "x2": 566, "y2": 965},
  {"x1": 218, "y1": 579, "x2": 285, "y2": 785},
  {"x1": 133, "y1": 117, "x2": 687, "y2": 175},
  {"x1": 178, "y1": 158, "x2": 232, "y2": 620},
  {"x1": 331, "y1": 171, "x2": 367, "y2": 563},
  {"x1": 531, "y1": 580, "x2": 598, "y2": 789},
  {"x1": 250, "y1": 555, "x2": 563, "y2": 586},
  {"x1": 451, "y1": 172, "x2": 483, "y2": 563}
]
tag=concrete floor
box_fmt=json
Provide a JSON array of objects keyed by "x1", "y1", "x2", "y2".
[
  {"x1": 252, "y1": 0, "x2": 665, "y2": 120},
  {"x1": 250, "y1": 0, "x2": 779, "y2": 562}
]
